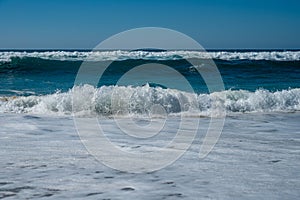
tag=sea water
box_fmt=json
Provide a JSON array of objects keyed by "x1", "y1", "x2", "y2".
[{"x1": 0, "y1": 50, "x2": 299, "y2": 199}]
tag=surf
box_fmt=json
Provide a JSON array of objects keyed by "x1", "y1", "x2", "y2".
[{"x1": 1, "y1": 84, "x2": 299, "y2": 117}]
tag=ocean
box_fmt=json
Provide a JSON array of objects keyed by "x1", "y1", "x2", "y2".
[{"x1": 0, "y1": 50, "x2": 300, "y2": 199}]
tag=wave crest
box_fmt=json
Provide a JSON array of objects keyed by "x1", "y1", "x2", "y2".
[
  {"x1": 1, "y1": 50, "x2": 300, "y2": 63},
  {"x1": 1, "y1": 85, "x2": 300, "y2": 117}
]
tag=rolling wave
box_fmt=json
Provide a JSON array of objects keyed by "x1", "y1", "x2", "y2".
[
  {"x1": 1, "y1": 85, "x2": 299, "y2": 117},
  {"x1": 1, "y1": 56, "x2": 299, "y2": 75},
  {"x1": 1, "y1": 50, "x2": 300, "y2": 63}
]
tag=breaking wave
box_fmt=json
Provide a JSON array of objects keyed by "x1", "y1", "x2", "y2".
[
  {"x1": 1, "y1": 85, "x2": 299, "y2": 117},
  {"x1": 1, "y1": 50, "x2": 300, "y2": 63}
]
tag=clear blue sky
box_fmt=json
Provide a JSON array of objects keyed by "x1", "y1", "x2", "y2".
[{"x1": 0, "y1": 0, "x2": 299, "y2": 49}]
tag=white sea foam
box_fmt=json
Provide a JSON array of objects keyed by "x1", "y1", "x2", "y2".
[
  {"x1": 1, "y1": 50, "x2": 300, "y2": 63},
  {"x1": 1, "y1": 85, "x2": 299, "y2": 117}
]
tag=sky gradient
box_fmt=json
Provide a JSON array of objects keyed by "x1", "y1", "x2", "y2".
[{"x1": 0, "y1": 0, "x2": 299, "y2": 49}]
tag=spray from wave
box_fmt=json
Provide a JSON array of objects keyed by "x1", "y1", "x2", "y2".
[{"x1": 1, "y1": 84, "x2": 299, "y2": 117}]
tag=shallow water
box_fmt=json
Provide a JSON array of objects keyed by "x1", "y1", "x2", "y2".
[{"x1": 1, "y1": 113, "x2": 299, "y2": 199}]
